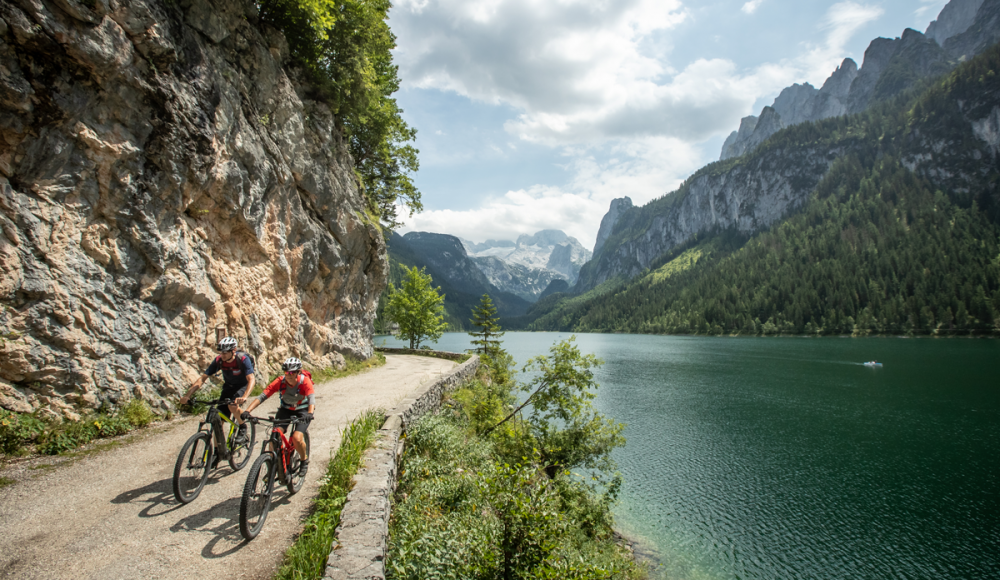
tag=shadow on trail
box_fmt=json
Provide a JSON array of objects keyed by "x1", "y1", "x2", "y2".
[
  {"x1": 167, "y1": 489, "x2": 296, "y2": 557},
  {"x1": 110, "y1": 467, "x2": 239, "y2": 518},
  {"x1": 111, "y1": 477, "x2": 184, "y2": 518}
]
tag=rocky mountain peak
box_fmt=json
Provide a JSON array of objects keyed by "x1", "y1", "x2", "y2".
[
  {"x1": 926, "y1": 0, "x2": 986, "y2": 45},
  {"x1": 593, "y1": 197, "x2": 634, "y2": 255},
  {"x1": 820, "y1": 58, "x2": 858, "y2": 99},
  {"x1": 772, "y1": 83, "x2": 820, "y2": 127}
]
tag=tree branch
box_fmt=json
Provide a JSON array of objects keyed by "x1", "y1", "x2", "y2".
[{"x1": 483, "y1": 381, "x2": 548, "y2": 436}]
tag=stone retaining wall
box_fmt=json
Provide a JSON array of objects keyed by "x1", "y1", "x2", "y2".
[{"x1": 323, "y1": 354, "x2": 480, "y2": 580}]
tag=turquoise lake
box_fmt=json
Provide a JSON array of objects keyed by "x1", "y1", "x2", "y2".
[{"x1": 376, "y1": 332, "x2": 1000, "y2": 579}]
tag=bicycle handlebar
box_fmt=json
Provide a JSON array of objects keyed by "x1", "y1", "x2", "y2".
[
  {"x1": 188, "y1": 397, "x2": 238, "y2": 407},
  {"x1": 245, "y1": 415, "x2": 302, "y2": 427}
]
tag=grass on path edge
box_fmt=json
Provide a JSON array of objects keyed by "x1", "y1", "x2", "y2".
[{"x1": 276, "y1": 407, "x2": 386, "y2": 580}]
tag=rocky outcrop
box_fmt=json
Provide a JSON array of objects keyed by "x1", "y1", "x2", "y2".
[
  {"x1": 577, "y1": 144, "x2": 837, "y2": 290},
  {"x1": 720, "y1": 63, "x2": 856, "y2": 161},
  {"x1": 852, "y1": 29, "x2": 952, "y2": 113},
  {"x1": 592, "y1": 196, "x2": 632, "y2": 255},
  {"x1": 0, "y1": 0, "x2": 387, "y2": 418},
  {"x1": 927, "y1": 0, "x2": 986, "y2": 46},
  {"x1": 944, "y1": 0, "x2": 1000, "y2": 59}
]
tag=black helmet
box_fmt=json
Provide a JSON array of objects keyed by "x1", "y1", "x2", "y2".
[
  {"x1": 282, "y1": 357, "x2": 302, "y2": 372},
  {"x1": 218, "y1": 337, "x2": 238, "y2": 352}
]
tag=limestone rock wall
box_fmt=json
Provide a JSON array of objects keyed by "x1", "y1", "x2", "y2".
[{"x1": 0, "y1": 0, "x2": 387, "y2": 418}]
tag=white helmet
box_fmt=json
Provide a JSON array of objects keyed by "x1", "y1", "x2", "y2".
[
  {"x1": 282, "y1": 357, "x2": 302, "y2": 372},
  {"x1": 217, "y1": 337, "x2": 238, "y2": 352}
]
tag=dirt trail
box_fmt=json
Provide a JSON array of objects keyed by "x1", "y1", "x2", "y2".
[{"x1": 0, "y1": 354, "x2": 457, "y2": 580}]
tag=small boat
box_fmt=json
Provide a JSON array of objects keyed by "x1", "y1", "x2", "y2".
[{"x1": 863, "y1": 361, "x2": 883, "y2": 367}]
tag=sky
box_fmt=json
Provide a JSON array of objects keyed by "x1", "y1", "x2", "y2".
[{"x1": 388, "y1": 0, "x2": 951, "y2": 250}]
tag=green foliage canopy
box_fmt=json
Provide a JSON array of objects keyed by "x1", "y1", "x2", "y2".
[
  {"x1": 384, "y1": 266, "x2": 447, "y2": 349},
  {"x1": 258, "y1": 0, "x2": 421, "y2": 227}
]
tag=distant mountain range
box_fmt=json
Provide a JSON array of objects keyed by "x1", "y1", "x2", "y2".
[
  {"x1": 381, "y1": 229, "x2": 590, "y2": 330},
  {"x1": 719, "y1": 0, "x2": 997, "y2": 163},
  {"x1": 516, "y1": 0, "x2": 1000, "y2": 336}
]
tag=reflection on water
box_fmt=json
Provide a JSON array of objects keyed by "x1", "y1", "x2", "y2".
[{"x1": 378, "y1": 333, "x2": 1000, "y2": 579}]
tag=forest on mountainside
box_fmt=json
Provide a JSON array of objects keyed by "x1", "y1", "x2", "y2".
[{"x1": 521, "y1": 43, "x2": 1000, "y2": 337}]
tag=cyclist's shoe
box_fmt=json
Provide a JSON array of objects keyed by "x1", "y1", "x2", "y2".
[
  {"x1": 235, "y1": 424, "x2": 248, "y2": 445},
  {"x1": 211, "y1": 455, "x2": 221, "y2": 470},
  {"x1": 298, "y1": 459, "x2": 309, "y2": 478}
]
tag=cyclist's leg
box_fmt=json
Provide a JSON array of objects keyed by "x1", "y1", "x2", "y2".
[
  {"x1": 291, "y1": 413, "x2": 311, "y2": 461},
  {"x1": 222, "y1": 384, "x2": 248, "y2": 427}
]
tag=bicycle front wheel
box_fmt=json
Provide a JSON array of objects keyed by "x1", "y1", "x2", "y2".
[
  {"x1": 240, "y1": 452, "x2": 275, "y2": 540},
  {"x1": 228, "y1": 420, "x2": 256, "y2": 471},
  {"x1": 173, "y1": 431, "x2": 213, "y2": 504},
  {"x1": 286, "y1": 432, "x2": 310, "y2": 495}
]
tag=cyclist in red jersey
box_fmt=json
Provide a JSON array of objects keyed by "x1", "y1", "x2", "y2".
[{"x1": 241, "y1": 357, "x2": 314, "y2": 476}]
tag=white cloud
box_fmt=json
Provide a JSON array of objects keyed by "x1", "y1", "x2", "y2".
[
  {"x1": 400, "y1": 137, "x2": 703, "y2": 248},
  {"x1": 742, "y1": 0, "x2": 763, "y2": 15},
  {"x1": 392, "y1": 0, "x2": 890, "y2": 248}
]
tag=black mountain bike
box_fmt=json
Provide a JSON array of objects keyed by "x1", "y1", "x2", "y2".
[
  {"x1": 172, "y1": 398, "x2": 257, "y2": 504},
  {"x1": 238, "y1": 416, "x2": 310, "y2": 540}
]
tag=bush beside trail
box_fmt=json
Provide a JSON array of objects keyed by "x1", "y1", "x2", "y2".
[{"x1": 386, "y1": 341, "x2": 649, "y2": 580}]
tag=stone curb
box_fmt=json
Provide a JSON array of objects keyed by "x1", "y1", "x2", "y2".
[
  {"x1": 323, "y1": 354, "x2": 480, "y2": 580},
  {"x1": 374, "y1": 346, "x2": 469, "y2": 362}
]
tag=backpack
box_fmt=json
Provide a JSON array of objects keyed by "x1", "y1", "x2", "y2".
[{"x1": 237, "y1": 351, "x2": 255, "y2": 370}]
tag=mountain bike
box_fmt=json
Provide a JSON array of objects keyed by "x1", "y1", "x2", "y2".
[
  {"x1": 172, "y1": 398, "x2": 257, "y2": 504},
  {"x1": 238, "y1": 415, "x2": 310, "y2": 540}
]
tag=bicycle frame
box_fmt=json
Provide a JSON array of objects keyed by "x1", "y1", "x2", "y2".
[
  {"x1": 195, "y1": 398, "x2": 242, "y2": 460},
  {"x1": 264, "y1": 422, "x2": 298, "y2": 483}
]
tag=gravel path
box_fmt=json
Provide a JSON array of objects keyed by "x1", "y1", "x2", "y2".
[{"x1": 0, "y1": 354, "x2": 457, "y2": 580}]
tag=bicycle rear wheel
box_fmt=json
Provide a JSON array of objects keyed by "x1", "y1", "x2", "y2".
[
  {"x1": 286, "y1": 432, "x2": 310, "y2": 495},
  {"x1": 173, "y1": 431, "x2": 213, "y2": 504},
  {"x1": 228, "y1": 420, "x2": 256, "y2": 471},
  {"x1": 240, "y1": 452, "x2": 275, "y2": 540}
]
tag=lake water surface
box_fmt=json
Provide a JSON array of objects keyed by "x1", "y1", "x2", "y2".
[{"x1": 377, "y1": 333, "x2": 1000, "y2": 579}]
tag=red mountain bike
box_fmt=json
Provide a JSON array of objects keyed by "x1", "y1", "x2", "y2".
[{"x1": 238, "y1": 415, "x2": 310, "y2": 540}]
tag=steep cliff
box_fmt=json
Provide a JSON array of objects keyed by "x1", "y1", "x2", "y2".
[
  {"x1": 0, "y1": 0, "x2": 387, "y2": 419},
  {"x1": 592, "y1": 197, "x2": 632, "y2": 255}
]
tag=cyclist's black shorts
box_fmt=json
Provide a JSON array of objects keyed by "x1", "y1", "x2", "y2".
[
  {"x1": 218, "y1": 384, "x2": 248, "y2": 419},
  {"x1": 275, "y1": 407, "x2": 310, "y2": 435}
]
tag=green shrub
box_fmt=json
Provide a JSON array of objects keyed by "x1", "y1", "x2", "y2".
[
  {"x1": 0, "y1": 409, "x2": 45, "y2": 455},
  {"x1": 387, "y1": 340, "x2": 645, "y2": 579},
  {"x1": 121, "y1": 398, "x2": 154, "y2": 428}
]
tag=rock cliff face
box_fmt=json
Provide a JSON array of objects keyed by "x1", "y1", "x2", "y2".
[
  {"x1": 0, "y1": 0, "x2": 387, "y2": 418},
  {"x1": 577, "y1": 144, "x2": 837, "y2": 289},
  {"x1": 592, "y1": 197, "x2": 632, "y2": 255},
  {"x1": 927, "y1": 0, "x2": 986, "y2": 46}
]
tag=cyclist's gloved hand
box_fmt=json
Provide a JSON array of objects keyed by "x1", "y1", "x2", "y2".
[
  {"x1": 241, "y1": 411, "x2": 251, "y2": 421},
  {"x1": 302, "y1": 413, "x2": 314, "y2": 421}
]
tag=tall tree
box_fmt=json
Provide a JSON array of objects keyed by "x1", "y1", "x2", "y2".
[
  {"x1": 384, "y1": 266, "x2": 447, "y2": 349},
  {"x1": 468, "y1": 294, "x2": 504, "y2": 357},
  {"x1": 258, "y1": 0, "x2": 422, "y2": 228}
]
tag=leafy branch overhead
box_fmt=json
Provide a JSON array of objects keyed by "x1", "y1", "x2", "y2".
[{"x1": 258, "y1": 0, "x2": 421, "y2": 228}]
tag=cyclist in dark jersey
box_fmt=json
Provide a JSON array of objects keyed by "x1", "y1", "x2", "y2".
[
  {"x1": 241, "y1": 357, "x2": 314, "y2": 476},
  {"x1": 180, "y1": 337, "x2": 255, "y2": 443}
]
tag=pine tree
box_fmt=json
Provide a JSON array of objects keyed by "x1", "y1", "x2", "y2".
[
  {"x1": 468, "y1": 294, "x2": 504, "y2": 357},
  {"x1": 384, "y1": 267, "x2": 447, "y2": 349}
]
